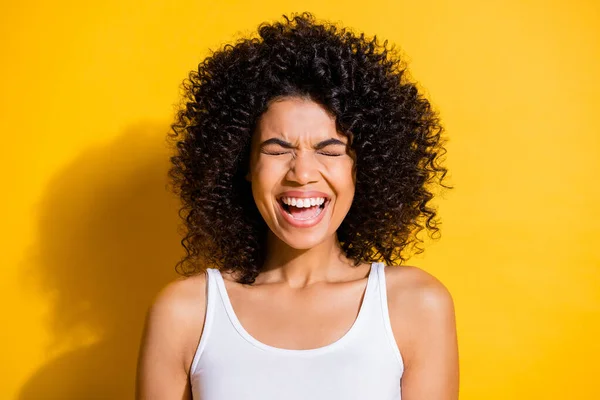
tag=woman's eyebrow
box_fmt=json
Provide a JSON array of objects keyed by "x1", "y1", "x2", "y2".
[
  {"x1": 259, "y1": 137, "x2": 346, "y2": 150},
  {"x1": 314, "y1": 138, "x2": 346, "y2": 150}
]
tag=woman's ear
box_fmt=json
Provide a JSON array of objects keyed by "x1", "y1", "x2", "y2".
[{"x1": 245, "y1": 170, "x2": 251, "y2": 182}]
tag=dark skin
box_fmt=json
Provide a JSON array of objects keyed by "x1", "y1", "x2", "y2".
[{"x1": 136, "y1": 98, "x2": 459, "y2": 399}]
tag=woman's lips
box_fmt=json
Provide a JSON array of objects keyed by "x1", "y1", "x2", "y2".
[{"x1": 276, "y1": 198, "x2": 329, "y2": 228}]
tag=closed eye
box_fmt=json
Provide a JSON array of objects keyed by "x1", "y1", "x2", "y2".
[
  {"x1": 261, "y1": 151, "x2": 290, "y2": 156},
  {"x1": 261, "y1": 150, "x2": 344, "y2": 157}
]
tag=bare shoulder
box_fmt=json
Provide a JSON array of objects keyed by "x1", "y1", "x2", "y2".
[
  {"x1": 384, "y1": 265, "x2": 454, "y2": 306},
  {"x1": 383, "y1": 265, "x2": 457, "y2": 366},
  {"x1": 136, "y1": 272, "x2": 208, "y2": 398},
  {"x1": 139, "y1": 271, "x2": 208, "y2": 374},
  {"x1": 149, "y1": 272, "x2": 208, "y2": 319}
]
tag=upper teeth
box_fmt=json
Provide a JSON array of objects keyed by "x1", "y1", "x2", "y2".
[{"x1": 281, "y1": 197, "x2": 326, "y2": 208}]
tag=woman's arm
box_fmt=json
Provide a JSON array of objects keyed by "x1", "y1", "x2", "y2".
[
  {"x1": 388, "y1": 266, "x2": 460, "y2": 400},
  {"x1": 136, "y1": 274, "x2": 207, "y2": 400}
]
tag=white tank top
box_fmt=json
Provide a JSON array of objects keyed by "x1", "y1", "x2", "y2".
[{"x1": 190, "y1": 262, "x2": 404, "y2": 399}]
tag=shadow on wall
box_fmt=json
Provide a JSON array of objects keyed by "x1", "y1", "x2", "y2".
[{"x1": 19, "y1": 122, "x2": 185, "y2": 399}]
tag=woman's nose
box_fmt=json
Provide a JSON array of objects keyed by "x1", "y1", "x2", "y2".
[{"x1": 286, "y1": 151, "x2": 319, "y2": 185}]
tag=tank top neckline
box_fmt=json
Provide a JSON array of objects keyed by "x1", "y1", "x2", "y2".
[{"x1": 211, "y1": 262, "x2": 379, "y2": 355}]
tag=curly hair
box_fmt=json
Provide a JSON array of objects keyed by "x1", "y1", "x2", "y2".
[{"x1": 167, "y1": 12, "x2": 452, "y2": 284}]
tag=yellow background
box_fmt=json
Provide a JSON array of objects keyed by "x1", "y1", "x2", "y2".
[{"x1": 1, "y1": 1, "x2": 598, "y2": 398}]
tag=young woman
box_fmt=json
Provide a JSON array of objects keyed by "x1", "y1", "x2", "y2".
[{"x1": 136, "y1": 12, "x2": 458, "y2": 400}]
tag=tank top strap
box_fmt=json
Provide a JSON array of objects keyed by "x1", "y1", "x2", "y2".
[
  {"x1": 374, "y1": 262, "x2": 404, "y2": 366},
  {"x1": 189, "y1": 268, "x2": 218, "y2": 375}
]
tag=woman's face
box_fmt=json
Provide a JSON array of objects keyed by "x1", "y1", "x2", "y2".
[{"x1": 247, "y1": 96, "x2": 356, "y2": 250}]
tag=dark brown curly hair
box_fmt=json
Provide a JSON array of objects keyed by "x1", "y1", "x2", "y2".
[{"x1": 167, "y1": 12, "x2": 452, "y2": 284}]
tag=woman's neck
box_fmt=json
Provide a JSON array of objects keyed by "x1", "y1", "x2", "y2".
[{"x1": 257, "y1": 231, "x2": 359, "y2": 288}]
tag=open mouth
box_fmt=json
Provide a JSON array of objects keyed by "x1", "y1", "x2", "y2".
[{"x1": 277, "y1": 197, "x2": 329, "y2": 221}]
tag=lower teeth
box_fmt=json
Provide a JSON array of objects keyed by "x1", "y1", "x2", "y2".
[{"x1": 286, "y1": 205, "x2": 324, "y2": 221}]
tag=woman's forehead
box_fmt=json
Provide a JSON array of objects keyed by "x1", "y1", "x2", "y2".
[{"x1": 255, "y1": 97, "x2": 344, "y2": 141}]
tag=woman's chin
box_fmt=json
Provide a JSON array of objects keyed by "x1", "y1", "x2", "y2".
[
  {"x1": 283, "y1": 238, "x2": 329, "y2": 251},
  {"x1": 271, "y1": 229, "x2": 333, "y2": 251}
]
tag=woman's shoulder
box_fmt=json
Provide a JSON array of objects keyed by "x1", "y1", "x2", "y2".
[
  {"x1": 149, "y1": 271, "x2": 208, "y2": 320},
  {"x1": 383, "y1": 264, "x2": 452, "y2": 299},
  {"x1": 383, "y1": 265, "x2": 456, "y2": 364},
  {"x1": 141, "y1": 271, "x2": 209, "y2": 373}
]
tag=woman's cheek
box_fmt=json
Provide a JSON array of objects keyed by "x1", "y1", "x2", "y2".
[
  {"x1": 252, "y1": 158, "x2": 284, "y2": 195},
  {"x1": 325, "y1": 157, "x2": 354, "y2": 181}
]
